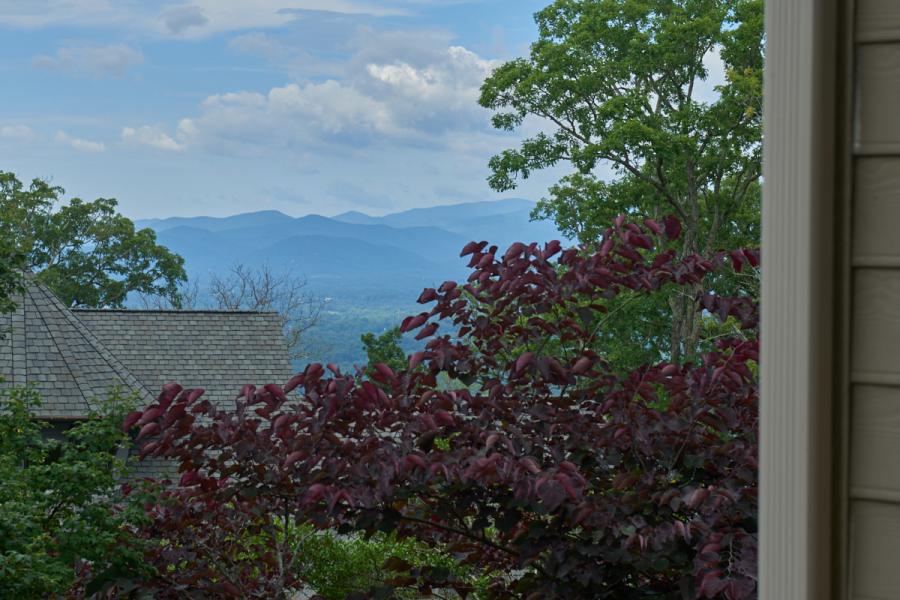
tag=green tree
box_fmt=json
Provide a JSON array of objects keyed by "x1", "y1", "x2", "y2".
[
  {"x1": 0, "y1": 228, "x2": 24, "y2": 316},
  {"x1": 0, "y1": 387, "x2": 150, "y2": 596},
  {"x1": 0, "y1": 171, "x2": 186, "y2": 308},
  {"x1": 479, "y1": 0, "x2": 763, "y2": 362},
  {"x1": 361, "y1": 327, "x2": 407, "y2": 374}
]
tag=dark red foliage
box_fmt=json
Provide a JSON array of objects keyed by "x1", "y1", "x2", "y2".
[{"x1": 126, "y1": 216, "x2": 759, "y2": 599}]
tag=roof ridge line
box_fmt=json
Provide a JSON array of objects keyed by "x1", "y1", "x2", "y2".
[
  {"x1": 28, "y1": 284, "x2": 94, "y2": 413},
  {"x1": 34, "y1": 284, "x2": 155, "y2": 405},
  {"x1": 10, "y1": 296, "x2": 26, "y2": 385}
]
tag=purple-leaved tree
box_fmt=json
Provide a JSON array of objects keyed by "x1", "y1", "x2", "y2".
[{"x1": 112, "y1": 215, "x2": 759, "y2": 599}]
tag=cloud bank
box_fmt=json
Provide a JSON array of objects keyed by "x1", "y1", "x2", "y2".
[
  {"x1": 124, "y1": 43, "x2": 499, "y2": 156},
  {"x1": 55, "y1": 131, "x2": 105, "y2": 152},
  {"x1": 32, "y1": 43, "x2": 143, "y2": 78}
]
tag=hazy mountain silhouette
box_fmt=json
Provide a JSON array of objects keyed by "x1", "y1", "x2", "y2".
[
  {"x1": 136, "y1": 198, "x2": 568, "y2": 366},
  {"x1": 138, "y1": 198, "x2": 567, "y2": 281}
]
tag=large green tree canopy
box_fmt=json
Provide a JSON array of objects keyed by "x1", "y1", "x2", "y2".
[
  {"x1": 0, "y1": 227, "x2": 24, "y2": 315},
  {"x1": 0, "y1": 171, "x2": 186, "y2": 308},
  {"x1": 479, "y1": 0, "x2": 762, "y2": 363},
  {"x1": 480, "y1": 0, "x2": 762, "y2": 253}
]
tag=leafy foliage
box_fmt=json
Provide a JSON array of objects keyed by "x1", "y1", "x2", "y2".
[
  {"x1": 124, "y1": 216, "x2": 758, "y2": 598},
  {"x1": 129, "y1": 487, "x2": 304, "y2": 598},
  {"x1": 361, "y1": 327, "x2": 408, "y2": 375},
  {"x1": 479, "y1": 0, "x2": 763, "y2": 362},
  {"x1": 295, "y1": 527, "x2": 485, "y2": 600},
  {"x1": 0, "y1": 171, "x2": 186, "y2": 308},
  {"x1": 0, "y1": 226, "x2": 24, "y2": 315},
  {"x1": 0, "y1": 387, "x2": 148, "y2": 596},
  {"x1": 479, "y1": 0, "x2": 762, "y2": 251}
]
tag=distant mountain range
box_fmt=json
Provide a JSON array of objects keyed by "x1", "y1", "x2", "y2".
[
  {"x1": 136, "y1": 198, "x2": 569, "y2": 366},
  {"x1": 136, "y1": 198, "x2": 566, "y2": 286}
]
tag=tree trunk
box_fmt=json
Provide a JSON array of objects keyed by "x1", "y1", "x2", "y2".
[
  {"x1": 668, "y1": 210, "x2": 704, "y2": 364},
  {"x1": 668, "y1": 286, "x2": 702, "y2": 364}
]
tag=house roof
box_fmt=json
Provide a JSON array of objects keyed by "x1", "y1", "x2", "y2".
[
  {"x1": 0, "y1": 280, "x2": 153, "y2": 418},
  {"x1": 1, "y1": 278, "x2": 294, "y2": 419},
  {"x1": 74, "y1": 308, "x2": 294, "y2": 411}
]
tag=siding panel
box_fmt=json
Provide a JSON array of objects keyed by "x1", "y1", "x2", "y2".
[
  {"x1": 850, "y1": 501, "x2": 900, "y2": 599},
  {"x1": 848, "y1": 4, "x2": 900, "y2": 599},
  {"x1": 857, "y1": 0, "x2": 900, "y2": 43},
  {"x1": 850, "y1": 385, "x2": 900, "y2": 497},
  {"x1": 856, "y1": 44, "x2": 900, "y2": 154},
  {"x1": 852, "y1": 269, "x2": 900, "y2": 382},
  {"x1": 853, "y1": 158, "x2": 900, "y2": 265}
]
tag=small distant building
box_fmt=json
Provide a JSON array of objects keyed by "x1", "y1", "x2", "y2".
[{"x1": 0, "y1": 277, "x2": 293, "y2": 476}]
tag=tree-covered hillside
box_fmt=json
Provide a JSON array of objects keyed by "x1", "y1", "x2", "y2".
[{"x1": 134, "y1": 199, "x2": 570, "y2": 368}]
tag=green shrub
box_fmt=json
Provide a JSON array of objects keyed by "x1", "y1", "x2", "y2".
[
  {"x1": 0, "y1": 386, "x2": 149, "y2": 596},
  {"x1": 294, "y1": 526, "x2": 487, "y2": 599}
]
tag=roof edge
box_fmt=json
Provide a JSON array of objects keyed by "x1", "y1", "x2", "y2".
[{"x1": 72, "y1": 308, "x2": 281, "y2": 316}]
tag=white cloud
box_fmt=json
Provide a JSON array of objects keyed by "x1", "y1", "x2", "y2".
[
  {"x1": 55, "y1": 130, "x2": 105, "y2": 152},
  {"x1": 157, "y1": 1, "x2": 404, "y2": 37},
  {"x1": 160, "y1": 4, "x2": 208, "y2": 34},
  {"x1": 0, "y1": 0, "x2": 128, "y2": 28},
  {"x1": 33, "y1": 44, "x2": 143, "y2": 78},
  {"x1": 227, "y1": 30, "x2": 350, "y2": 80},
  {"x1": 228, "y1": 31, "x2": 287, "y2": 59},
  {"x1": 121, "y1": 126, "x2": 185, "y2": 151},
  {"x1": 126, "y1": 43, "x2": 499, "y2": 158},
  {"x1": 0, "y1": 0, "x2": 404, "y2": 36},
  {"x1": 364, "y1": 46, "x2": 497, "y2": 118},
  {"x1": 0, "y1": 124, "x2": 38, "y2": 141},
  {"x1": 167, "y1": 80, "x2": 404, "y2": 155},
  {"x1": 265, "y1": 81, "x2": 398, "y2": 134}
]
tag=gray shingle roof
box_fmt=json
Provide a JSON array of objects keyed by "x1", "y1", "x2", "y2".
[
  {"x1": 72, "y1": 308, "x2": 293, "y2": 411},
  {"x1": 0, "y1": 280, "x2": 153, "y2": 418},
  {"x1": 1, "y1": 278, "x2": 294, "y2": 419}
]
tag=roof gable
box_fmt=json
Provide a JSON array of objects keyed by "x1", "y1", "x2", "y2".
[{"x1": 0, "y1": 280, "x2": 153, "y2": 418}]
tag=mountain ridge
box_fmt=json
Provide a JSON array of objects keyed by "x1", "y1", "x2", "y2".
[
  {"x1": 134, "y1": 197, "x2": 569, "y2": 367},
  {"x1": 136, "y1": 197, "x2": 537, "y2": 233}
]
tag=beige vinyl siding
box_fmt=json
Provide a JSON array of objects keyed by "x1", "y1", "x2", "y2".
[
  {"x1": 855, "y1": 45, "x2": 900, "y2": 154},
  {"x1": 850, "y1": 501, "x2": 900, "y2": 600},
  {"x1": 852, "y1": 271, "x2": 900, "y2": 383},
  {"x1": 857, "y1": 0, "x2": 900, "y2": 43},
  {"x1": 849, "y1": 2, "x2": 900, "y2": 598},
  {"x1": 850, "y1": 386, "x2": 900, "y2": 499},
  {"x1": 852, "y1": 158, "x2": 900, "y2": 264}
]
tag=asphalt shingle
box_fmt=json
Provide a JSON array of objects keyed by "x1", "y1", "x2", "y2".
[
  {"x1": 1, "y1": 278, "x2": 294, "y2": 420},
  {"x1": 1, "y1": 279, "x2": 153, "y2": 418},
  {"x1": 73, "y1": 308, "x2": 294, "y2": 410}
]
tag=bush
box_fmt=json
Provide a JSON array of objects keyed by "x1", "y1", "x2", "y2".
[
  {"x1": 295, "y1": 527, "x2": 485, "y2": 599},
  {"x1": 124, "y1": 216, "x2": 758, "y2": 599},
  {"x1": 0, "y1": 386, "x2": 149, "y2": 597},
  {"x1": 296, "y1": 529, "x2": 395, "y2": 599}
]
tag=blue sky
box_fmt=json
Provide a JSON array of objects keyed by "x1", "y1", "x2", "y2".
[{"x1": 0, "y1": 0, "x2": 571, "y2": 219}]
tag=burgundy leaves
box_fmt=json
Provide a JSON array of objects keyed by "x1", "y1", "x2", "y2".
[
  {"x1": 664, "y1": 214, "x2": 682, "y2": 240},
  {"x1": 124, "y1": 215, "x2": 759, "y2": 600},
  {"x1": 120, "y1": 374, "x2": 359, "y2": 597}
]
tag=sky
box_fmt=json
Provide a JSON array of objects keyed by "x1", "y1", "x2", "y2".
[{"x1": 0, "y1": 0, "x2": 577, "y2": 219}]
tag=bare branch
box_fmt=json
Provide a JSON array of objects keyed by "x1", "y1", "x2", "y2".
[
  {"x1": 135, "y1": 278, "x2": 200, "y2": 310},
  {"x1": 208, "y1": 263, "x2": 325, "y2": 360}
]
